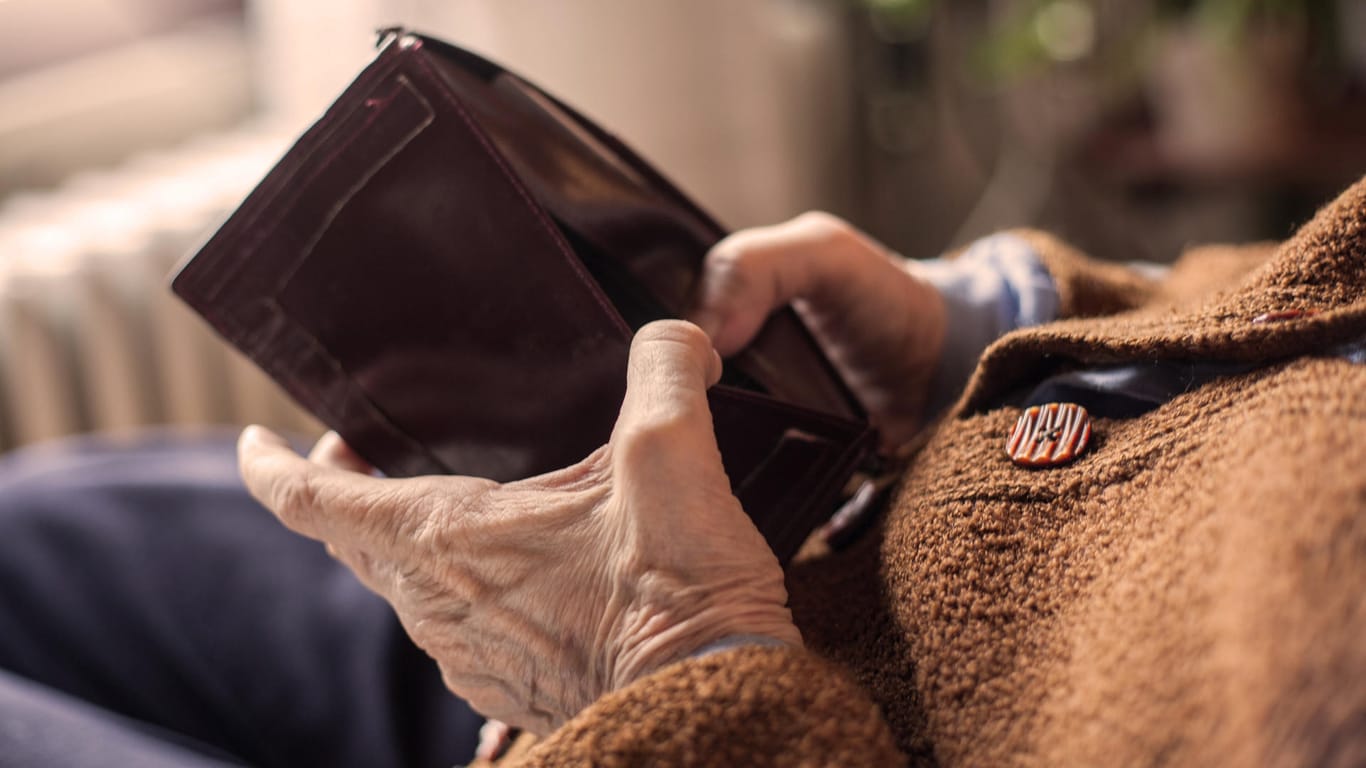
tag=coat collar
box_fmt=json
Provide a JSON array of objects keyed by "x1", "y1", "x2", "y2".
[{"x1": 954, "y1": 176, "x2": 1366, "y2": 416}]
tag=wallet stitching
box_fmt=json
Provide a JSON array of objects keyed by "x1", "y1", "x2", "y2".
[
  {"x1": 270, "y1": 75, "x2": 436, "y2": 293},
  {"x1": 180, "y1": 51, "x2": 407, "y2": 304}
]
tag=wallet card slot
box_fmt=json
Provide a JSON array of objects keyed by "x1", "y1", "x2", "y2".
[
  {"x1": 733, "y1": 429, "x2": 838, "y2": 549},
  {"x1": 238, "y1": 297, "x2": 450, "y2": 476},
  {"x1": 709, "y1": 383, "x2": 874, "y2": 563}
]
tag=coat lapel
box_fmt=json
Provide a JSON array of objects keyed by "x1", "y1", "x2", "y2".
[{"x1": 954, "y1": 176, "x2": 1366, "y2": 416}]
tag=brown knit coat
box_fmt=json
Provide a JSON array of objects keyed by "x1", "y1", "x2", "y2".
[{"x1": 503, "y1": 177, "x2": 1366, "y2": 767}]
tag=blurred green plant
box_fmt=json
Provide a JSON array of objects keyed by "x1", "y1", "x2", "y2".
[{"x1": 858, "y1": 0, "x2": 1342, "y2": 79}]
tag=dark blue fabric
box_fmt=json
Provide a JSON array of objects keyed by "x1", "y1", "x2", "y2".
[
  {"x1": 0, "y1": 669, "x2": 242, "y2": 768},
  {"x1": 1018, "y1": 360, "x2": 1258, "y2": 417},
  {"x1": 1018, "y1": 337, "x2": 1366, "y2": 416},
  {"x1": 0, "y1": 430, "x2": 481, "y2": 768}
]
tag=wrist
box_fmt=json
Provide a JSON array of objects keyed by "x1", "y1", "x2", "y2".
[
  {"x1": 606, "y1": 591, "x2": 802, "y2": 692},
  {"x1": 690, "y1": 633, "x2": 794, "y2": 659},
  {"x1": 908, "y1": 233, "x2": 1058, "y2": 416}
]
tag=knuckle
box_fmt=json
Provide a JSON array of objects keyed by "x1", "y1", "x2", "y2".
[
  {"x1": 402, "y1": 505, "x2": 450, "y2": 551},
  {"x1": 343, "y1": 485, "x2": 402, "y2": 541},
  {"x1": 444, "y1": 481, "x2": 496, "y2": 523},
  {"x1": 402, "y1": 480, "x2": 492, "y2": 544},
  {"x1": 633, "y1": 320, "x2": 711, "y2": 360},
  {"x1": 616, "y1": 417, "x2": 693, "y2": 466}
]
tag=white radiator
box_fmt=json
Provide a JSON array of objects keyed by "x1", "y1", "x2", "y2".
[{"x1": 0, "y1": 126, "x2": 322, "y2": 451}]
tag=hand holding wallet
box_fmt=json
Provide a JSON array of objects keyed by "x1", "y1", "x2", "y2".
[{"x1": 173, "y1": 29, "x2": 878, "y2": 564}]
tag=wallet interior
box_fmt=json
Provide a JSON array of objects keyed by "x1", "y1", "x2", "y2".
[
  {"x1": 416, "y1": 37, "x2": 864, "y2": 421},
  {"x1": 555, "y1": 221, "x2": 767, "y2": 394}
]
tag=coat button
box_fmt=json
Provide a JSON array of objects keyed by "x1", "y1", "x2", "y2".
[{"x1": 1007, "y1": 402, "x2": 1092, "y2": 467}]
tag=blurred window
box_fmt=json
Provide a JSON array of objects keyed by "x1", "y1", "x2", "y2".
[
  {"x1": 0, "y1": 0, "x2": 245, "y2": 78},
  {"x1": 0, "y1": 0, "x2": 250, "y2": 197}
]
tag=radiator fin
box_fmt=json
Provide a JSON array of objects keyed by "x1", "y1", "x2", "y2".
[{"x1": 0, "y1": 126, "x2": 325, "y2": 452}]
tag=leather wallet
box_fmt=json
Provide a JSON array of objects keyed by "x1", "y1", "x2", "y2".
[{"x1": 172, "y1": 29, "x2": 877, "y2": 564}]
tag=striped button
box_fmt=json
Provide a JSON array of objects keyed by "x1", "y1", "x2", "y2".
[{"x1": 1007, "y1": 402, "x2": 1092, "y2": 467}]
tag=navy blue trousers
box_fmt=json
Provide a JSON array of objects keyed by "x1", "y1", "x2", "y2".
[{"x1": 0, "y1": 431, "x2": 482, "y2": 767}]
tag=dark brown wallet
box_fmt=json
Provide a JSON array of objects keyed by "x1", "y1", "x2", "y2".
[{"x1": 172, "y1": 29, "x2": 876, "y2": 564}]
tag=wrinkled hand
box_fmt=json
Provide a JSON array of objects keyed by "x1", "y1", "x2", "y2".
[
  {"x1": 693, "y1": 212, "x2": 946, "y2": 448},
  {"x1": 238, "y1": 321, "x2": 800, "y2": 735}
]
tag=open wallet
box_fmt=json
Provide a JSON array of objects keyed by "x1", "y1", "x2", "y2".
[{"x1": 172, "y1": 29, "x2": 878, "y2": 565}]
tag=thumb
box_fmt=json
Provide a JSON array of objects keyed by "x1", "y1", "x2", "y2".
[
  {"x1": 611, "y1": 320, "x2": 723, "y2": 467},
  {"x1": 689, "y1": 212, "x2": 875, "y2": 356}
]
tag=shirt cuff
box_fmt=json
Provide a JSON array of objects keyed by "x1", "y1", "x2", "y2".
[
  {"x1": 909, "y1": 233, "x2": 1060, "y2": 416},
  {"x1": 688, "y1": 634, "x2": 793, "y2": 660}
]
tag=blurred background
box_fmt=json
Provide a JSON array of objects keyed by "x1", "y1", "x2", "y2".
[{"x1": 0, "y1": 0, "x2": 1363, "y2": 449}]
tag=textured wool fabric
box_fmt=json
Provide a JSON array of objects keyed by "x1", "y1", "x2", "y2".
[{"x1": 503, "y1": 176, "x2": 1366, "y2": 766}]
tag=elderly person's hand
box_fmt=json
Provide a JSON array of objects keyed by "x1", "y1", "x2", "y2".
[
  {"x1": 237, "y1": 321, "x2": 800, "y2": 736},
  {"x1": 693, "y1": 212, "x2": 946, "y2": 448}
]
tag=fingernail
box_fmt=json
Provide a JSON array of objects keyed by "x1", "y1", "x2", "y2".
[
  {"x1": 708, "y1": 348, "x2": 723, "y2": 387},
  {"x1": 241, "y1": 425, "x2": 287, "y2": 448}
]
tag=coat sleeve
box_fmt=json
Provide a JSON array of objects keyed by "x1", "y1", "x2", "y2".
[{"x1": 508, "y1": 645, "x2": 904, "y2": 767}]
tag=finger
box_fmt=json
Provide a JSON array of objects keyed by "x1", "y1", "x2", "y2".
[
  {"x1": 690, "y1": 226, "x2": 805, "y2": 355},
  {"x1": 308, "y1": 431, "x2": 376, "y2": 475},
  {"x1": 476, "y1": 720, "x2": 513, "y2": 761},
  {"x1": 239, "y1": 425, "x2": 387, "y2": 544},
  {"x1": 691, "y1": 212, "x2": 887, "y2": 355},
  {"x1": 611, "y1": 321, "x2": 724, "y2": 469},
  {"x1": 239, "y1": 425, "x2": 488, "y2": 558}
]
